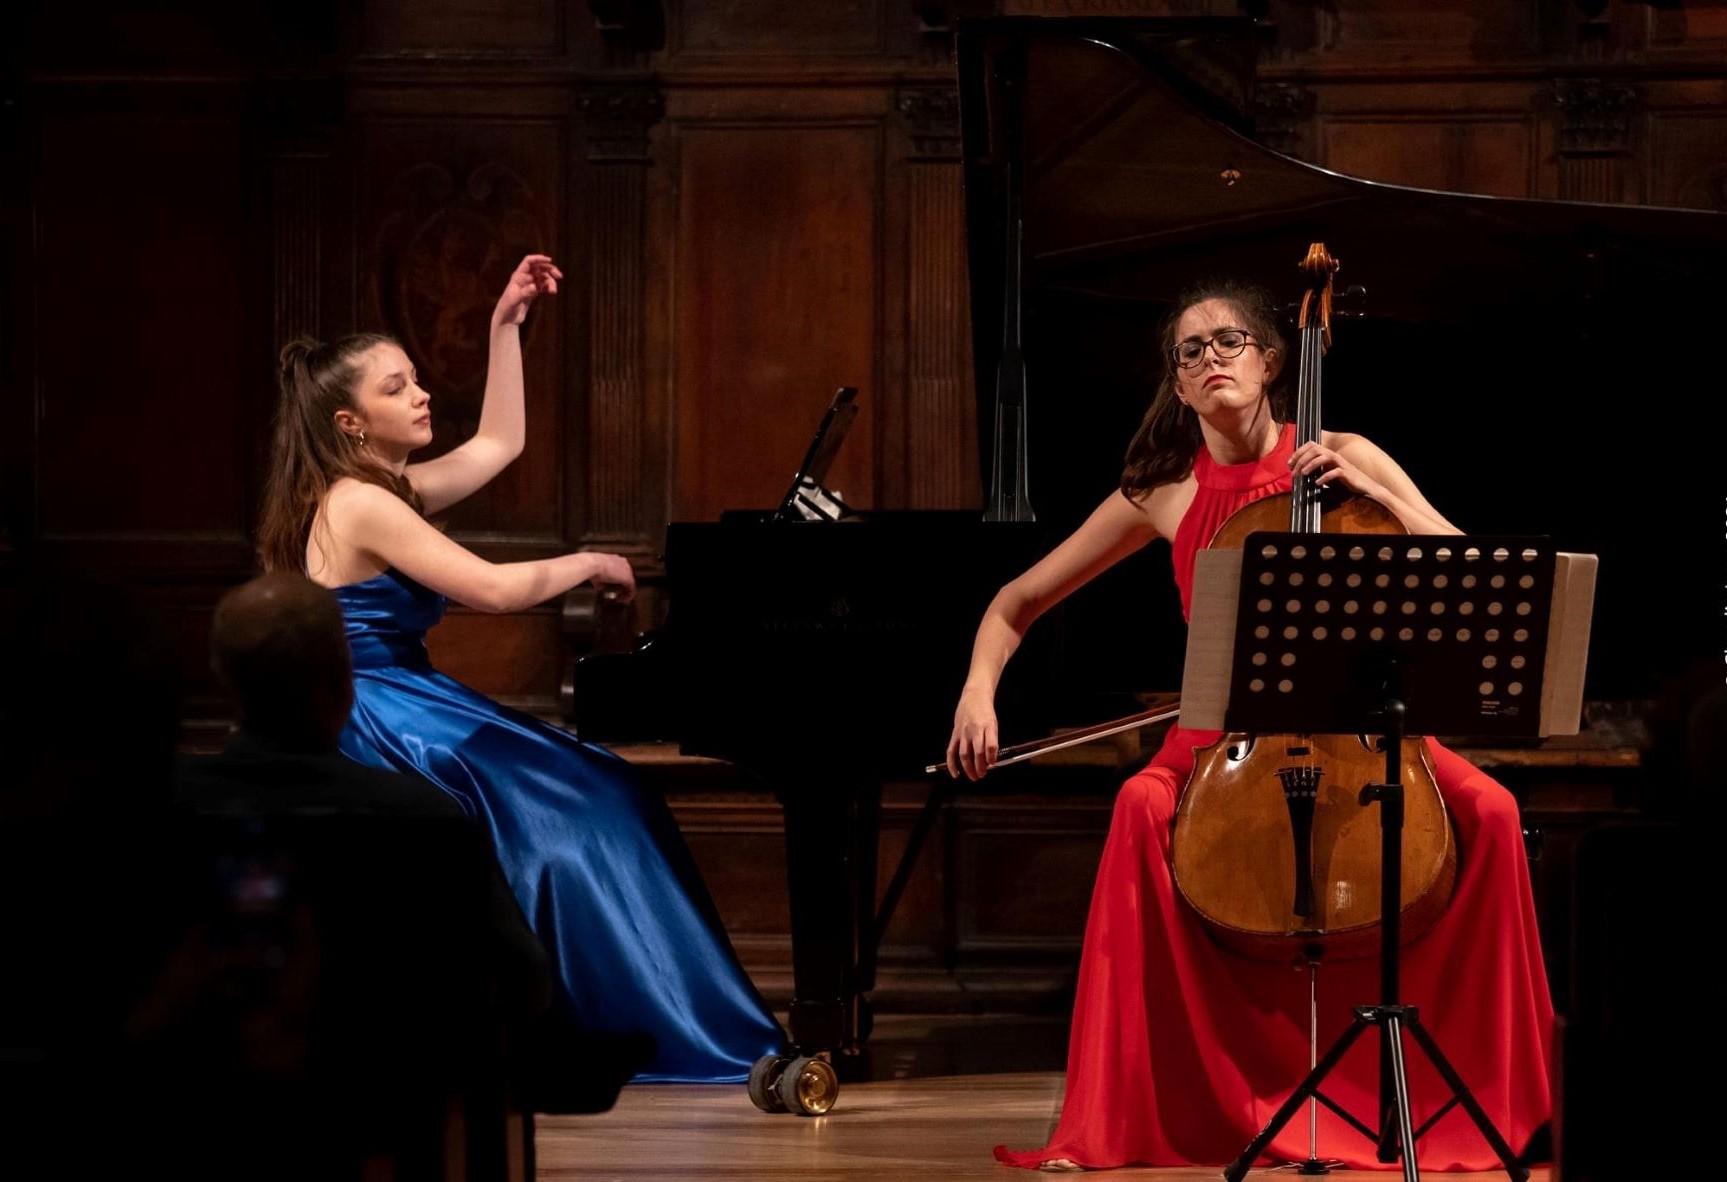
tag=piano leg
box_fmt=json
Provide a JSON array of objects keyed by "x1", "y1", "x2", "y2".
[
  {"x1": 778, "y1": 774, "x2": 880, "y2": 1076},
  {"x1": 853, "y1": 786, "x2": 881, "y2": 1010}
]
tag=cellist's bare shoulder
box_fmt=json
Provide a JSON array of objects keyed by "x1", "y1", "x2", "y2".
[{"x1": 1132, "y1": 468, "x2": 1199, "y2": 541}]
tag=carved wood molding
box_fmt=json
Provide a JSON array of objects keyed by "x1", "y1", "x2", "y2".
[
  {"x1": 1552, "y1": 77, "x2": 1639, "y2": 203},
  {"x1": 261, "y1": 77, "x2": 342, "y2": 435},
  {"x1": 578, "y1": 83, "x2": 666, "y2": 163},
  {"x1": 1553, "y1": 77, "x2": 1639, "y2": 157},
  {"x1": 368, "y1": 160, "x2": 551, "y2": 421},
  {"x1": 577, "y1": 82, "x2": 664, "y2": 547},
  {"x1": 1251, "y1": 81, "x2": 1314, "y2": 159},
  {"x1": 896, "y1": 85, "x2": 961, "y2": 160},
  {"x1": 271, "y1": 159, "x2": 323, "y2": 348},
  {"x1": 895, "y1": 87, "x2": 978, "y2": 509},
  {"x1": 904, "y1": 166, "x2": 979, "y2": 509}
]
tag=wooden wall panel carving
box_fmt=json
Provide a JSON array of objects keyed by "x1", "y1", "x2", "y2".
[
  {"x1": 580, "y1": 84, "x2": 665, "y2": 549},
  {"x1": 1252, "y1": 82, "x2": 1316, "y2": 159},
  {"x1": 357, "y1": 120, "x2": 566, "y2": 542},
  {"x1": 669, "y1": 122, "x2": 882, "y2": 520},
  {"x1": 1552, "y1": 78, "x2": 1640, "y2": 204},
  {"x1": 895, "y1": 87, "x2": 979, "y2": 510},
  {"x1": 271, "y1": 158, "x2": 325, "y2": 348}
]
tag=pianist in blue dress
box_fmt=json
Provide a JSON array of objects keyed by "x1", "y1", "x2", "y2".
[{"x1": 255, "y1": 253, "x2": 783, "y2": 1082}]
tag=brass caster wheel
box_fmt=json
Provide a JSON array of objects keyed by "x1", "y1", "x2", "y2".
[
  {"x1": 748, "y1": 1054, "x2": 789, "y2": 1114},
  {"x1": 774, "y1": 1054, "x2": 839, "y2": 1117}
]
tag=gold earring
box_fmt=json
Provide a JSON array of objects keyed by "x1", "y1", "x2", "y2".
[{"x1": 357, "y1": 431, "x2": 366, "y2": 446}]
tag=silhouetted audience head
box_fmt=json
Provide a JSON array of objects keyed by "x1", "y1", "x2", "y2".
[{"x1": 212, "y1": 573, "x2": 352, "y2": 750}]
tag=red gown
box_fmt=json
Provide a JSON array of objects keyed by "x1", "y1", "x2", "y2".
[{"x1": 996, "y1": 423, "x2": 1553, "y2": 1171}]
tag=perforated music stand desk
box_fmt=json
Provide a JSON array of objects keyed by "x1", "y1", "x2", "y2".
[{"x1": 1178, "y1": 532, "x2": 1596, "y2": 1182}]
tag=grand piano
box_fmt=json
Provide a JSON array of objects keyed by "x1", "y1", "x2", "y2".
[{"x1": 574, "y1": 12, "x2": 1727, "y2": 1114}]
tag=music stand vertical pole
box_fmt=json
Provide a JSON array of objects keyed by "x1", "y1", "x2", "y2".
[
  {"x1": 1363, "y1": 697, "x2": 1416, "y2": 1180},
  {"x1": 1377, "y1": 699, "x2": 1403, "y2": 1010}
]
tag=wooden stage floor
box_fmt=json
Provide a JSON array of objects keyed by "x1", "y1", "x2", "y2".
[{"x1": 537, "y1": 1071, "x2": 1549, "y2": 1181}]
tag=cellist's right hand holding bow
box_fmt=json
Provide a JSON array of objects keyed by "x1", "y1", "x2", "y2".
[{"x1": 946, "y1": 687, "x2": 999, "y2": 781}]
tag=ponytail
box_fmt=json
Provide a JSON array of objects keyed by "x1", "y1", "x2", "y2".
[{"x1": 257, "y1": 334, "x2": 423, "y2": 574}]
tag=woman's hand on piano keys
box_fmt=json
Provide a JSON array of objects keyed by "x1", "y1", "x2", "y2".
[
  {"x1": 581, "y1": 551, "x2": 637, "y2": 603},
  {"x1": 946, "y1": 688, "x2": 999, "y2": 781}
]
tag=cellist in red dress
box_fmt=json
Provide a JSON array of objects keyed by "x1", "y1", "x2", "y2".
[{"x1": 948, "y1": 279, "x2": 1552, "y2": 1171}]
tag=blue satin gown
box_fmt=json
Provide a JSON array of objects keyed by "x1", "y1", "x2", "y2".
[{"x1": 333, "y1": 569, "x2": 784, "y2": 1083}]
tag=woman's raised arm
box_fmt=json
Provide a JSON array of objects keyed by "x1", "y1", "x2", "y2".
[{"x1": 406, "y1": 254, "x2": 561, "y2": 516}]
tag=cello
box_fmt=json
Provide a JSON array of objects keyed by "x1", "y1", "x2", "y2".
[{"x1": 1169, "y1": 243, "x2": 1458, "y2": 961}]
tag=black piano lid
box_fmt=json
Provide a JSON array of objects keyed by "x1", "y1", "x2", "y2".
[
  {"x1": 955, "y1": 16, "x2": 1727, "y2": 697},
  {"x1": 959, "y1": 19, "x2": 1726, "y2": 330}
]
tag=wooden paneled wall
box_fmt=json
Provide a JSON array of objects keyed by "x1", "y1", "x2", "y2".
[
  {"x1": 5, "y1": 1, "x2": 1722, "y2": 715},
  {"x1": 1254, "y1": 0, "x2": 1727, "y2": 210},
  {"x1": 4, "y1": 0, "x2": 1712, "y2": 1011}
]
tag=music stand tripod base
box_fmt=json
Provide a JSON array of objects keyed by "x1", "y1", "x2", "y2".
[{"x1": 1179, "y1": 534, "x2": 1594, "y2": 1182}]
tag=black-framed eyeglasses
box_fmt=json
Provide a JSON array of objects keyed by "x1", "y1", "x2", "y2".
[{"x1": 1171, "y1": 329, "x2": 1260, "y2": 369}]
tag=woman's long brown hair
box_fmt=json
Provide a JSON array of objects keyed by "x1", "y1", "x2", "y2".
[
  {"x1": 257, "y1": 335, "x2": 425, "y2": 574},
  {"x1": 1119, "y1": 280, "x2": 1291, "y2": 499}
]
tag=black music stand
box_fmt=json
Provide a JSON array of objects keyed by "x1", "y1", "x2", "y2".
[
  {"x1": 1180, "y1": 532, "x2": 1597, "y2": 1182},
  {"x1": 776, "y1": 386, "x2": 861, "y2": 522}
]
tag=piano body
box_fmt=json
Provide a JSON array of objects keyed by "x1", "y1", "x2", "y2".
[{"x1": 574, "y1": 13, "x2": 1727, "y2": 1111}]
